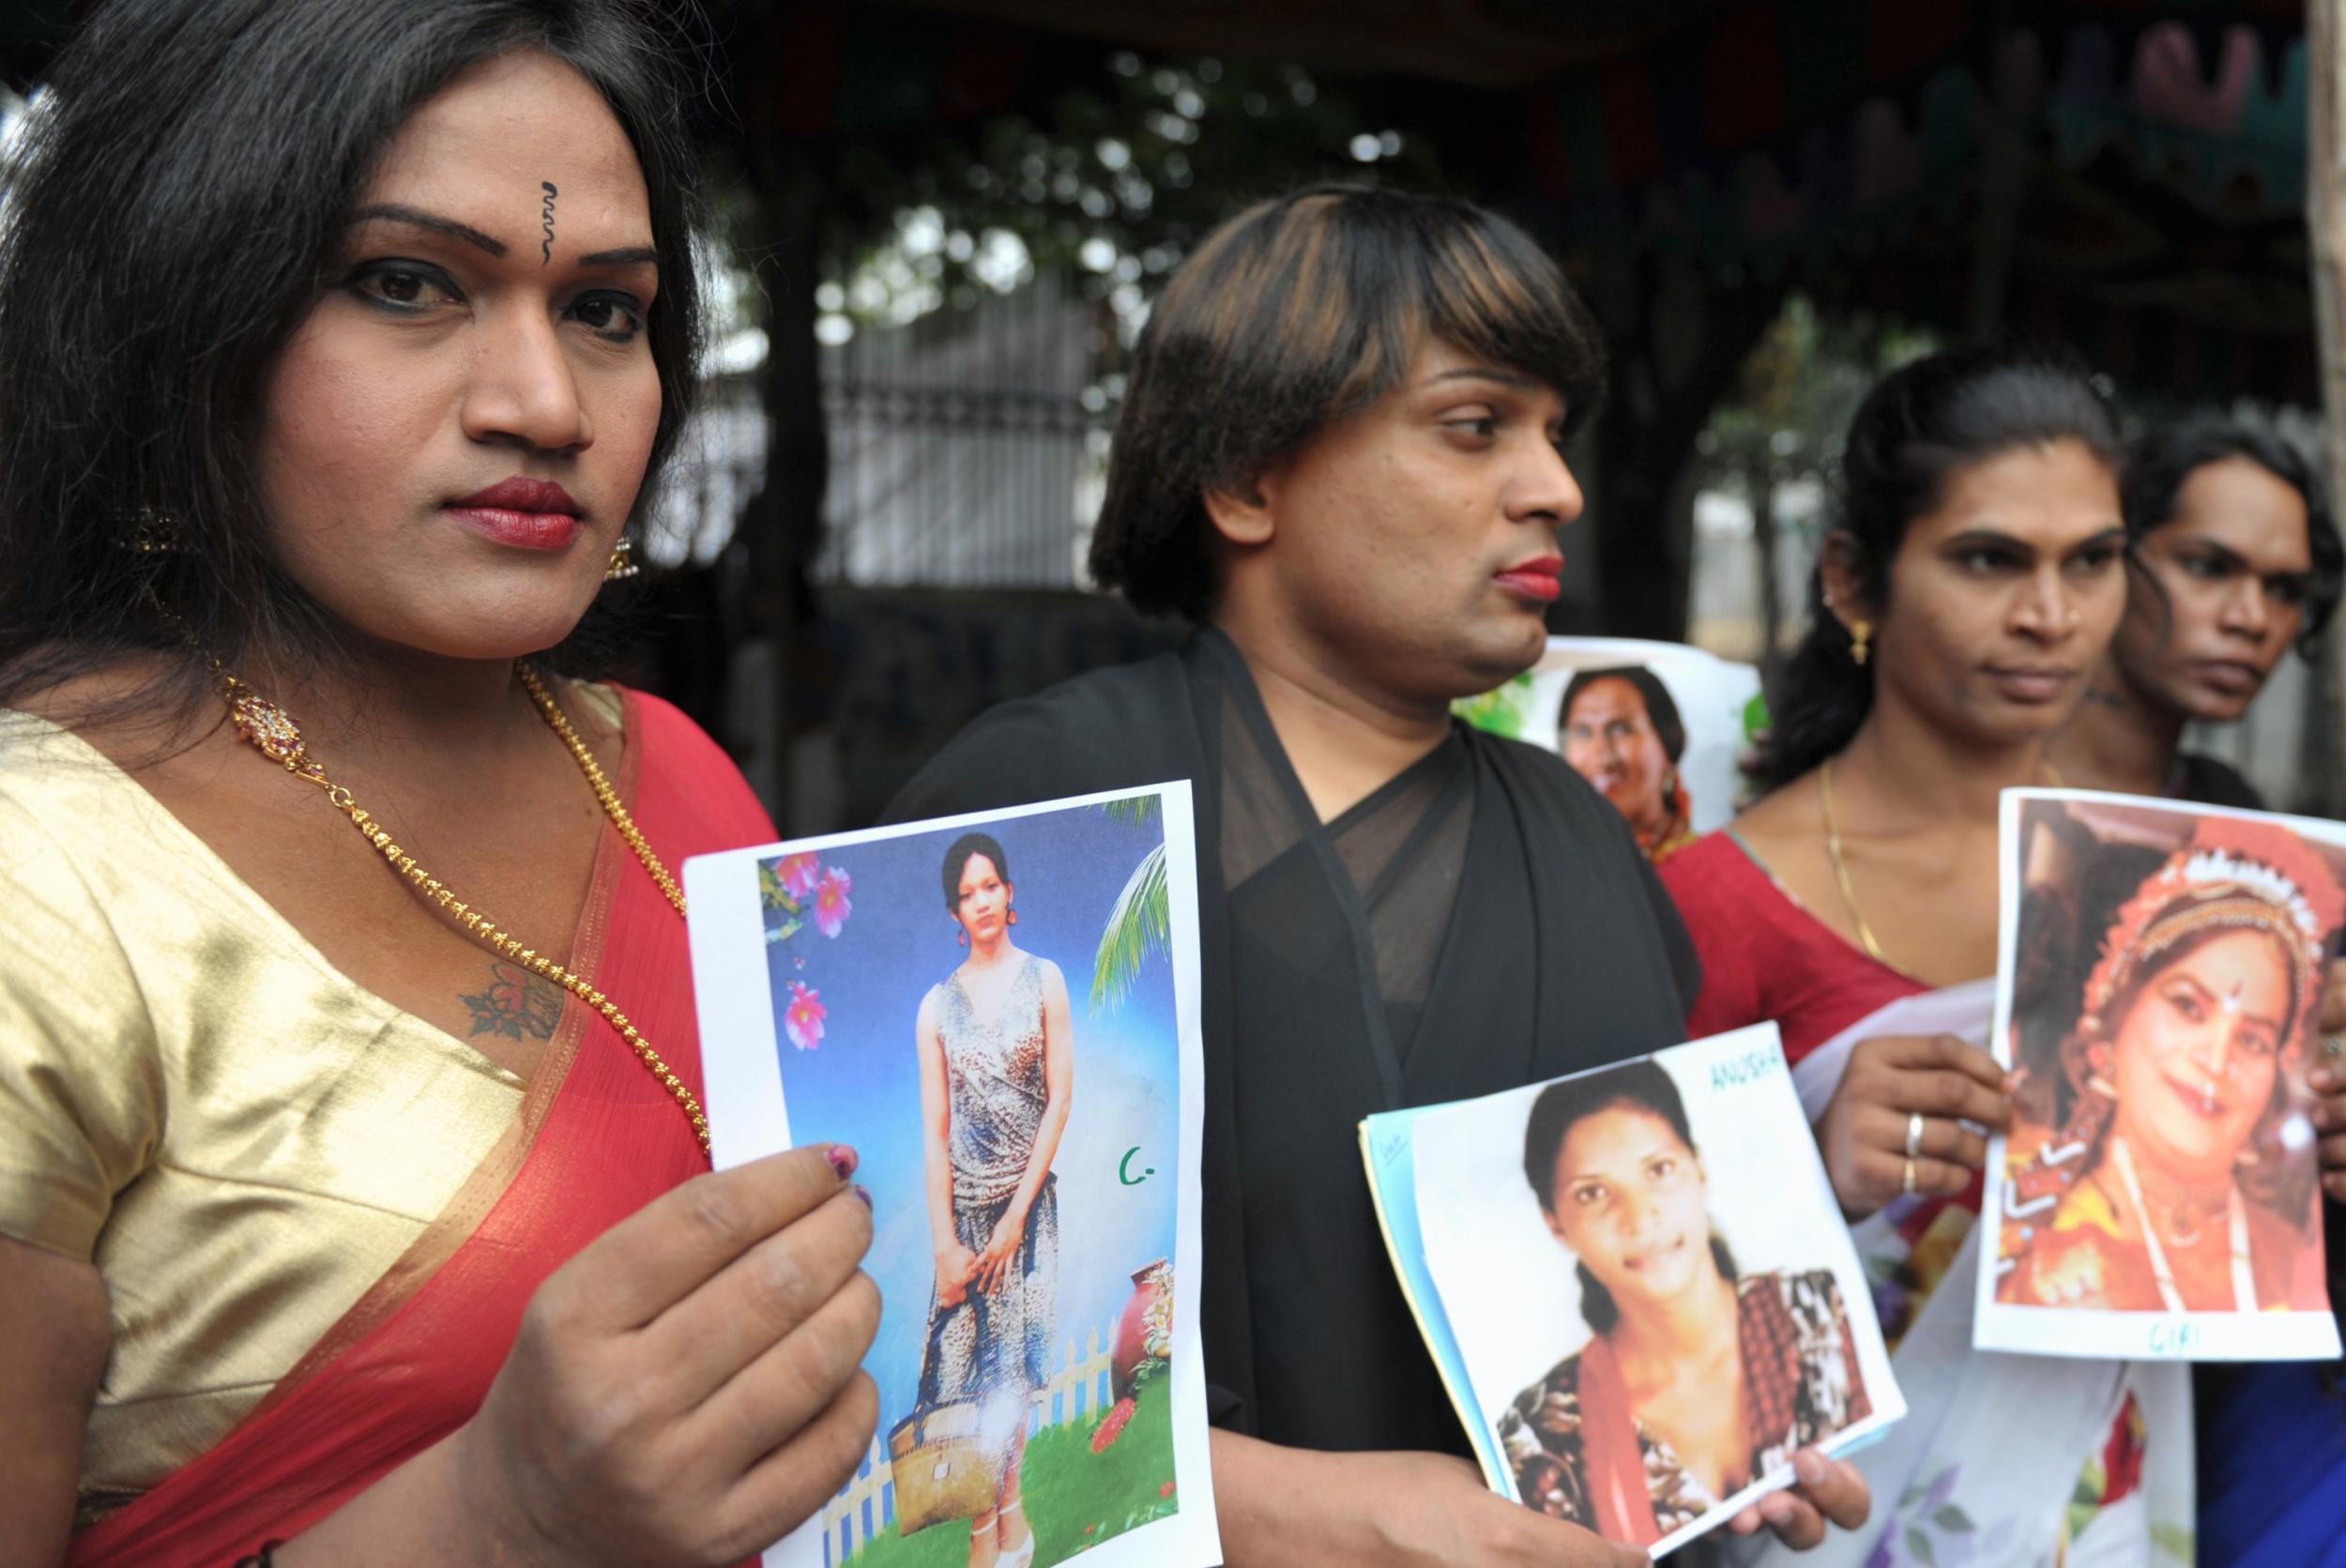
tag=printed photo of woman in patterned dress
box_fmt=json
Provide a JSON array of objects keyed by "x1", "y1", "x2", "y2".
[
  {"x1": 1496, "y1": 1059, "x2": 1872, "y2": 1550},
  {"x1": 707, "y1": 789, "x2": 1209, "y2": 1568},
  {"x1": 917, "y1": 832, "x2": 1073, "y2": 1568}
]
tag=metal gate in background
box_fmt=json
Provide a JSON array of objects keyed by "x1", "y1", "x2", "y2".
[{"x1": 816, "y1": 273, "x2": 1112, "y2": 589}]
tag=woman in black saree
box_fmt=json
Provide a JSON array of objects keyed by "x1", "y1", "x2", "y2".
[{"x1": 886, "y1": 186, "x2": 1868, "y2": 1568}]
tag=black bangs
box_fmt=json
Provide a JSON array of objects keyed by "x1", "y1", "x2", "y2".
[
  {"x1": 1089, "y1": 185, "x2": 1607, "y2": 622},
  {"x1": 1413, "y1": 208, "x2": 1606, "y2": 434}
]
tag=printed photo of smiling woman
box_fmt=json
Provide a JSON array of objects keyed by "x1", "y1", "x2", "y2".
[
  {"x1": 1558, "y1": 666, "x2": 1697, "y2": 863},
  {"x1": 1985, "y1": 794, "x2": 2345, "y2": 1361},
  {"x1": 1498, "y1": 1058, "x2": 1874, "y2": 1547}
]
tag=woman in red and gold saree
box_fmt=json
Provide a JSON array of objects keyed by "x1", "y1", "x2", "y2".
[
  {"x1": 0, "y1": 4, "x2": 876, "y2": 1562},
  {"x1": 1661, "y1": 350, "x2": 2198, "y2": 1567},
  {"x1": 5, "y1": 686, "x2": 811, "y2": 1562}
]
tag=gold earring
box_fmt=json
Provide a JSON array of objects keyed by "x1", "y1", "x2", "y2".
[
  {"x1": 603, "y1": 537, "x2": 639, "y2": 581},
  {"x1": 1849, "y1": 619, "x2": 1872, "y2": 667}
]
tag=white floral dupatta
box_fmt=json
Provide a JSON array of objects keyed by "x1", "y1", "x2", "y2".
[{"x1": 1727, "y1": 982, "x2": 2193, "y2": 1568}]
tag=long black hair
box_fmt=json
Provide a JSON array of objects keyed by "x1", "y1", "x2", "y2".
[
  {"x1": 1753, "y1": 348, "x2": 2124, "y2": 791},
  {"x1": 2121, "y1": 417, "x2": 2344, "y2": 658},
  {"x1": 1521, "y1": 1059, "x2": 1735, "y2": 1337},
  {"x1": 0, "y1": 0, "x2": 705, "y2": 728}
]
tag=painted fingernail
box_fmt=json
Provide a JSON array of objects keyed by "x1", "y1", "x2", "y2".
[
  {"x1": 853, "y1": 1183, "x2": 874, "y2": 1209},
  {"x1": 826, "y1": 1145, "x2": 859, "y2": 1180}
]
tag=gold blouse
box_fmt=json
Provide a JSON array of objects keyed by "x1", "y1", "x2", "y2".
[{"x1": 0, "y1": 703, "x2": 616, "y2": 1515}]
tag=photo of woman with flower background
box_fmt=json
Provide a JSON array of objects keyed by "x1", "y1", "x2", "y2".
[{"x1": 691, "y1": 788, "x2": 1217, "y2": 1568}]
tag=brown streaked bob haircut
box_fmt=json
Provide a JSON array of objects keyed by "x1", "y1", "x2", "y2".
[{"x1": 1088, "y1": 185, "x2": 1607, "y2": 621}]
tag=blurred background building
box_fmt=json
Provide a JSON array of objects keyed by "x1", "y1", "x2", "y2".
[{"x1": 2, "y1": 0, "x2": 2329, "y2": 824}]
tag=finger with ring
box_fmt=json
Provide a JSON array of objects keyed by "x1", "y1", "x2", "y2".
[
  {"x1": 1905, "y1": 1111, "x2": 1927, "y2": 1160},
  {"x1": 1901, "y1": 1155, "x2": 1918, "y2": 1195}
]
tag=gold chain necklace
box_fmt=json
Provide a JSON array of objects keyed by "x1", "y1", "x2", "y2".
[
  {"x1": 1819, "y1": 754, "x2": 2061, "y2": 974},
  {"x1": 1819, "y1": 758, "x2": 1890, "y2": 966},
  {"x1": 221, "y1": 663, "x2": 709, "y2": 1156}
]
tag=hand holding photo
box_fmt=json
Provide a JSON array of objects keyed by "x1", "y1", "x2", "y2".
[
  {"x1": 1363, "y1": 1027, "x2": 1903, "y2": 1560},
  {"x1": 1978, "y1": 790, "x2": 2343, "y2": 1361},
  {"x1": 686, "y1": 786, "x2": 1219, "y2": 1568}
]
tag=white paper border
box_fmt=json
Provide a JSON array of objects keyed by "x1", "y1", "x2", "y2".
[
  {"x1": 684, "y1": 781, "x2": 1222, "y2": 1568},
  {"x1": 1407, "y1": 1024, "x2": 1907, "y2": 1560}
]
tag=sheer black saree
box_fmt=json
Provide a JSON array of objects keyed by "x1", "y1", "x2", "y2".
[{"x1": 885, "y1": 629, "x2": 1698, "y2": 1454}]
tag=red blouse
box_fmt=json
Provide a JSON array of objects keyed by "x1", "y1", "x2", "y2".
[{"x1": 1659, "y1": 831, "x2": 1926, "y2": 1062}]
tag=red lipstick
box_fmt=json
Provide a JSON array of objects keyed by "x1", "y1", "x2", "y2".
[
  {"x1": 1495, "y1": 555, "x2": 1564, "y2": 604},
  {"x1": 444, "y1": 477, "x2": 584, "y2": 551}
]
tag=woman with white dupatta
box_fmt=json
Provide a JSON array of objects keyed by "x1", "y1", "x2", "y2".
[{"x1": 1660, "y1": 350, "x2": 2191, "y2": 1565}]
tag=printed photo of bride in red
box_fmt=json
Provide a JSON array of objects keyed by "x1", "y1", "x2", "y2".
[{"x1": 1995, "y1": 799, "x2": 2341, "y2": 1323}]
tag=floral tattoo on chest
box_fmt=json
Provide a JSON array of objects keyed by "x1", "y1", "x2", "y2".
[{"x1": 462, "y1": 959, "x2": 563, "y2": 1042}]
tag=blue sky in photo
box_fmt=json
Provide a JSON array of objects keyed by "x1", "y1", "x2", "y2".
[{"x1": 761, "y1": 799, "x2": 1181, "y2": 1433}]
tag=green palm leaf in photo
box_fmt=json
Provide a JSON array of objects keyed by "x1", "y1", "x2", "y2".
[
  {"x1": 1091, "y1": 841, "x2": 1169, "y2": 1011},
  {"x1": 1102, "y1": 794, "x2": 1161, "y2": 826}
]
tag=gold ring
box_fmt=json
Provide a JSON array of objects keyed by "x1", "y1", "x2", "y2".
[
  {"x1": 1901, "y1": 1156, "x2": 1918, "y2": 1196},
  {"x1": 1906, "y1": 1112, "x2": 1927, "y2": 1160}
]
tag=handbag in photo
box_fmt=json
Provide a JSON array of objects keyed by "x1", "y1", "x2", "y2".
[{"x1": 889, "y1": 1305, "x2": 1016, "y2": 1536}]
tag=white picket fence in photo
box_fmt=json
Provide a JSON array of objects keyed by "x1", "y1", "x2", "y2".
[{"x1": 818, "y1": 1323, "x2": 1117, "y2": 1567}]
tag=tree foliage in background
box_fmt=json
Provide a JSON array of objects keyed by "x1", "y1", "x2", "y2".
[
  {"x1": 1690, "y1": 295, "x2": 1938, "y2": 665},
  {"x1": 722, "y1": 50, "x2": 1450, "y2": 339}
]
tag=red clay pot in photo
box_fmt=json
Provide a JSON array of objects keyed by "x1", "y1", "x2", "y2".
[{"x1": 1112, "y1": 1258, "x2": 1171, "y2": 1397}]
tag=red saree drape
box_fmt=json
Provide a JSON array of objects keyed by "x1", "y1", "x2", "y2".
[
  {"x1": 68, "y1": 687, "x2": 774, "y2": 1566},
  {"x1": 1574, "y1": 1332, "x2": 1664, "y2": 1549}
]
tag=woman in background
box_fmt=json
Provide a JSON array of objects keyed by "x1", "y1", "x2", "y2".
[
  {"x1": 1501, "y1": 1061, "x2": 1869, "y2": 1548},
  {"x1": 2050, "y1": 419, "x2": 2341, "y2": 808},
  {"x1": 1559, "y1": 666, "x2": 1697, "y2": 862},
  {"x1": 2035, "y1": 419, "x2": 2346, "y2": 1561},
  {"x1": 1658, "y1": 348, "x2": 2178, "y2": 1565},
  {"x1": 0, "y1": 3, "x2": 876, "y2": 1561},
  {"x1": 916, "y1": 833, "x2": 1074, "y2": 1568}
]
